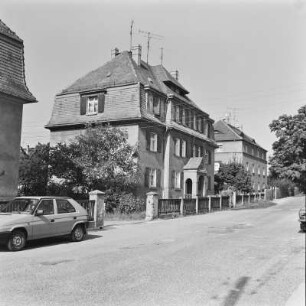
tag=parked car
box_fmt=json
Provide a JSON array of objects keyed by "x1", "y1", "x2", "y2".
[
  {"x1": 299, "y1": 207, "x2": 306, "y2": 232},
  {"x1": 0, "y1": 196, "x2": 88, "y2": 251}
]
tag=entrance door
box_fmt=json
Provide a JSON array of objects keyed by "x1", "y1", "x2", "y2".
[
  {"x1": 198, "y1": 175, "x2": 204, "y2": 196},
  {"x1": 186, "y1": 179, "x2": 192, "y2": 197}
]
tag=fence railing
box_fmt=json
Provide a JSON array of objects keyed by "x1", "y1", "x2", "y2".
[
  {"x1": 198, "y1": 197, "x2": 209, "y2": 214},
  {"x1": 77, "y1": 199, "x2": 95, "y2": 221},
  {"x1": 211, "y1": 196, "x2": 220, "y2": 211},
  {"x1": 158, "y1": 199, "x2": 181, "y2": 215},
  {"x1": 183, "y1": 198, "x2": 196, "y2": 215}
]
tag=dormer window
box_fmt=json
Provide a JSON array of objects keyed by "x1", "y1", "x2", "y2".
[
  {"x1": 80, "y1": 92, "x2": 105, "y2": 115},
  {"x1": 87, "y1": 96, "x2": 98, "y2": 114}
]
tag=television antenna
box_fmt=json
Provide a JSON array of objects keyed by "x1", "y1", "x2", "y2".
[
  {"x1": 129, "y1": 20, "x2": 134, "y2": 51},
  {"x1": 138, "y1": 29, "x2": 163, "y2": 64}
]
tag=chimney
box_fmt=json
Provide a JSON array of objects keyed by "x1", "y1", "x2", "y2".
[
  {"x1": 170, "y1": 70, "x2": 179, "y2": 81},
  {"x1": 131, "y1": 45, "x2": 142, "y2": 66},
  {"x1": 111, "y1": 47, "x2": 120, "y2": 59}
]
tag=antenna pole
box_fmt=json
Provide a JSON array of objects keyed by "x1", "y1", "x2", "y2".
[
  {"x1": 130, "y1": 20, "x2": 134, "y2": 51},
  {"x1": 160, "y1": 47, "x2": 163, "y2": 65},
  {"x1": 139, "y1": 29, "x2": 163, "y2": 64}
]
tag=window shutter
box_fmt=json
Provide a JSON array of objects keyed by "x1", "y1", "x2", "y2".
[
  {"x1": 180, "y1": 172, "x2": 184, "y2": 190},
  {"x1": 98, "y1": 93, "x2": 105, "y2": 113},
  {"x1": 171, "y1": 170, "x2": 175, "y2": 188},
  {"x1": 157, "y1": 169, "x2": 161, "y2": 188},
  {"x1": 144, "y1": 168, "x2": 150, "y2": 187},
  {"x1": 80, "y1": 96, "x2": 87, "y2": 115},
  {"x1": 180, "y1": 139, "x2": 182, "y2": 157},
  {"x1": 157, "y1": 134, "x2": 162, "y2": 153},
  {"x1": 146, "y1": 130, "x2": 150, "y2": 151}
]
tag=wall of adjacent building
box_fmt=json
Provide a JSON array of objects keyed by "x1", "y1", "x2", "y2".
[{"x1": 0, "y1": 95, "x2": 23, "y2": 201}]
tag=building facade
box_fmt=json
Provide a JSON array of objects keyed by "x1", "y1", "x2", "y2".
[
  {"x1": 46, "y1": 47, "x2": 218, "y2": 198},
  {"x1": 0, "y1": 20, "x2": 37, "y2": 202},
  {"x1": 214, "y1": 120, "x2": 268, "y2": 191}
]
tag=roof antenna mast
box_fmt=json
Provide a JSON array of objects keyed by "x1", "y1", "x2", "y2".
[
  {"x1": 138, "y1": 29, "x2": 163, "y2": 64},
  {"x1": 130, "y1": 20, "x2": 134, "y2": 51},
  {"x1": 160, "y1": 47, "x2": 164, "y2": 66}
]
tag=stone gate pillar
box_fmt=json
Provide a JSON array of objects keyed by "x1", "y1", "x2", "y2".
[
  {"x1": 145, "y1": 192, "x2": 158, "y2": 221},
  {"x1": 89, "y1": 190, "x2": 105, "y2": 229}
]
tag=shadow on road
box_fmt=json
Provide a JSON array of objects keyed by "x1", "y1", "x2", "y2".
[
  {"x1": 0, "y1": 233, "x2": 102, "y2": 252},
  {"x1": 223, "y1": 276, "x2": 250, "y2": 306}
]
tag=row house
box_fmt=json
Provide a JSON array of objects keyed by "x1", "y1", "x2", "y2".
[
  {"x1": 0, "y1": 20, "x2": 37, "y2": 202},
  {"x1": 214, "y1": 120, "x2": 268, "y2": 191},
  {"x1": 46, "y1": 46, "x2": 218, "y2": 198}
]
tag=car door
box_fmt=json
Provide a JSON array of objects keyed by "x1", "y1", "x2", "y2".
[
  {"x1": 54, "y1": 199, "x2": 78, "y2": 235},
  {"x1": 31, "y1": 199, "x2": 58, "y2": 239}
]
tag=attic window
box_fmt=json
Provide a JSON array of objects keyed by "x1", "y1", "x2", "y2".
[
  {"x1": 80, "y1": 93, "x2": 105, "y2": 116},
  {"x1": 148, "y1": 77, "x2": 153, "y2": 84}
]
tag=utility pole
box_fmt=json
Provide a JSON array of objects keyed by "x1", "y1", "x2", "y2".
[{"x1": 138, "y1": 29, "x2": 163, "y2": 64}]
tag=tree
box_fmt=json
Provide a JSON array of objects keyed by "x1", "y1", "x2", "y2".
[
  {"x1": 70, "y1": 124, "x2": 139, "y2": 191},
  {"x1": 19, "y1": 143, "x2": 50, "y2": 195},
  {"x1": 214, "y1": 161, "x2": 253, "y2": 193},
  {"x1": 269, "y1": 105, "x2": 306, "y2": 193}
]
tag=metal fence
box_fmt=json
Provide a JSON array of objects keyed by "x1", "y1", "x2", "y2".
[
  {"x1": 77, "y1": 200, "x2": 95, "y2": 221},
  {"x1": 183, "y1": 198, "x2": 196, "y2": 215},
  {"x1": 158, "y1": 199, "x2": 181, "y2": 216},
  {"x1": 210, "y1": 196, "x2": 220, "y2": 211},
  {"x1": 221, "y1": 196, "x2": 230, "y2": 209},
  {"x1": 198, "y1": 197, "x2": 209, "y2": 214}
]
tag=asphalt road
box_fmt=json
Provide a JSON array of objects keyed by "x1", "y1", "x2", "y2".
[{"x1": 0, "y1": 196, "x2": 305, "y2": 306}]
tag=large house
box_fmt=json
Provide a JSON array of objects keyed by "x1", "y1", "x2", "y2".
[
  {"x1": 46, "y1": 46, "x2": 218, "y2": 198},
  {"x1": 214, "y1": 120, "x2": 268, "y2": 191},
  {"x1": 0, "y1": 20, "x2": 37, "y2": 202}
]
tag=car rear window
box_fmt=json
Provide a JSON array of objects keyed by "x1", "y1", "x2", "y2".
[{"x1": 56, "y1": 199, "x2": 76, "y2": 214}]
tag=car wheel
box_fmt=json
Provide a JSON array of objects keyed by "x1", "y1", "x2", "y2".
[
  {"x1": 71, "y1": 224, "x2": 85, "y2": 242},
  {"x1": 7, "y1": 230, "x2": 26, "y2": 251}
]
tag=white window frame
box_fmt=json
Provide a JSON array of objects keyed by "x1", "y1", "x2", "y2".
[
  {"x1": 149, "y1": 168, "x2": 157, "y2": 188},
  {"x1": 181, "y1": 140, "x2": 186, "y2": 158},
  {"x1": 174, "y1": 171, "x2": 181, "y2": 189},
  {"x1": 176, "y1": 106, "x2": 180, "y2": 122},
  {"x1": 147, "y1": 92, "x2": 154, "y2": 113},
  {"x1": 150, "y1": 133, "x2": 158, "y2": 152},
  {"x1": 197, "y1": 146, "x2": 201, "y2": 157},
  {"x1": 87, "y1": 96, "x2": 98, "y2": 115},
  {"x1": 175, "y1": 138, "x2": 181, "y2": 156},
  {"x1": 182, "y1": 109, "x2": 186, "y2": 125}
]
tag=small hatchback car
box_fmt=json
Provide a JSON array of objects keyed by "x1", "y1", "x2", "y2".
[{"x1": 0, "y1": 196, "x2": 88, "y2": 251}]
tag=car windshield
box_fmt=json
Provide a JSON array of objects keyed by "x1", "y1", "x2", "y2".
[{"x1": 0, "y1": 198, "x2": 40, "y2": 214}]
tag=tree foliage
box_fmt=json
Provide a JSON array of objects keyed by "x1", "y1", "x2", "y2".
[
  {"x1": 269, "y1": 105, "x2": 306, "y2": 193},
  {"x1": 214, "y1": 161, "x2": 253, "y2": 193},
  {"x1": 19, "y1": 125, "x2": 139, "y2": 197}
]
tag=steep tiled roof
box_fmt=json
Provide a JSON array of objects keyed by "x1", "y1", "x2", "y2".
[
  {"x1": 214, "y1": 120, "x2": 266, "y2": 151},
  {"x1": 0, "y1": 19, "x2": 23, "y2": 43},
  {"x1": 0, "y1": 19, "x2": 37, "y2": 103}
]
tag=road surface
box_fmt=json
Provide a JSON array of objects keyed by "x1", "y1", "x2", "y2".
[{"x1": 0, "y1": 196, "x2": 305, "y2": 306}]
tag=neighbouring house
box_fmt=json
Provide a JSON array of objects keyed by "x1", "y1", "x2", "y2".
[
  {"x1": 0, "y1": 20, "x2": 37, "y2": 202},
  {"x1": 213, "y1": 120, "x2": 268, "y2": 191},
  {"x1": 46, "y1": 46, "x2": 218, "y2": 198}
]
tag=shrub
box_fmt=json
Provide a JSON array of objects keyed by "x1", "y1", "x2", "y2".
[{"x1": 118, "y1": 193, "x2": 146, "y2": 214}]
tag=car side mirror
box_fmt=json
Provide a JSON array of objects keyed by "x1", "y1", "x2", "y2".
[{"x1": 36, "y1": 209, "x2": 44, "y2": 216}]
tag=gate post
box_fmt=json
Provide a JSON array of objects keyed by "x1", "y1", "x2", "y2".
[
  {"x1": 180, "y1": 197, "x2": 184, "y2": 215},
  {"x1": 219, "y1": 195, "x2": 222, "y2": 211},
  {"x1": 89, "y1": 190, "x2": 105, "y2": 229},
  {"x1": 196, "y1": 196, "x2": 199, "y2": 214},
  {"x1": 208, "y1": 196, "x2": 211, "y2": 213},
  {"x1": 145, "y1": 192, "x2": 158, "y2": 221},
  {"x1": 232, "y1": 192, "x2": 236, "y2": 208}
]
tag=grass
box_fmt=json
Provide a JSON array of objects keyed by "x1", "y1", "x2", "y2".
[{"x1": 105, "y1": 211, "x2": 146, "y2": 221}]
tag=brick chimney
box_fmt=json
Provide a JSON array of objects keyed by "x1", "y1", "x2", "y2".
[{"x1": 131, "y1": 45, "x2": 142, "y2": 66}]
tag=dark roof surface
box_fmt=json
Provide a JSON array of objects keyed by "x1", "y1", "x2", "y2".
[
  {"x1": 0, "y1": 19, "x2": 23, "y2": 43},
  {"x1": 214, "y1": 120, "x2": 267, "y2": 151},
  {"x1": 0, "y1": 19, "x2": 36, "y2": 103},
  {"x1": 183, "y1": 157, "x2": 206, "y2": 170}
]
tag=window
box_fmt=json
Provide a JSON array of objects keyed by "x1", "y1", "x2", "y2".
[
  {"x1": 150, "y1": 133, "x2": 158, "y2": 152},
  {"x1": 197, "y1": 117, "x2": 202, "y2": 132},
  {"x1": 246, "y1": 162, "x2": 249, "y2": 172},
  {"x1": 37, "y1": 199, "x2": 54, "y2": 215},
  {"x1": 182, "y1": 109, "x2": 186, "y2": 125},
  {"x1": 197, "y1": 146, "x2": 202, "y2": 157},
  {"x1": 174, "y1": 171, "x2": 181, "y2": 189},
  {"x1": 263, "y1": 167, "x2": 266, "y2": 177},
  {"x1": 181, "y1": 140, "x2": 186, "y2": 157},
  {"x1": 153, "y1": 96, "x2": 160, "y2": 116},
  {"x1": 193, "y1": 114, "x2": 197, "y2": 130},
  {"x1": 216, "y1": 144, "x2": 223, "y2": 152},
  {"x1": 192, "y1": 145, "x2": 196, "y2": 157},
  {"x1": 206, "y1": 150, "x2": 212, "y2": 164},
  {"x1": 80, "y1": 93, "x2": 105, "y2": 115},
  {"x1": 149, "y1": 169, "x2": 157, "y2": 188},
  {"x1": 175, "y1": 105, "x2": 180, "y2": 122},
  {"x1": 57, "y1": 200, "x2": 76, "y2": 214},
  {"x1": 87, "y1": 96, "x2": 98, "y2": 114},
  {"x1": 208, "y1": 176, "x2": 211, "y2": 191},
  {"x1": 175, "y1": 138, "x2": 181, "y2": 156},
  {"x1": 258, "y1": 167, "x2": 261, "y2": 176},
  {"x1": 252, "y1": 164, "x2": 255, "y2": 175},
  {"x1": 147, "y1": 93, "x2": 154, "y2": 113}
]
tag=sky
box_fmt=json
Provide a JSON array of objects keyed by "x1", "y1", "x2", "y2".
[{"x1": 1, "y1": 0, "x2": 306, "y2": 159}]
